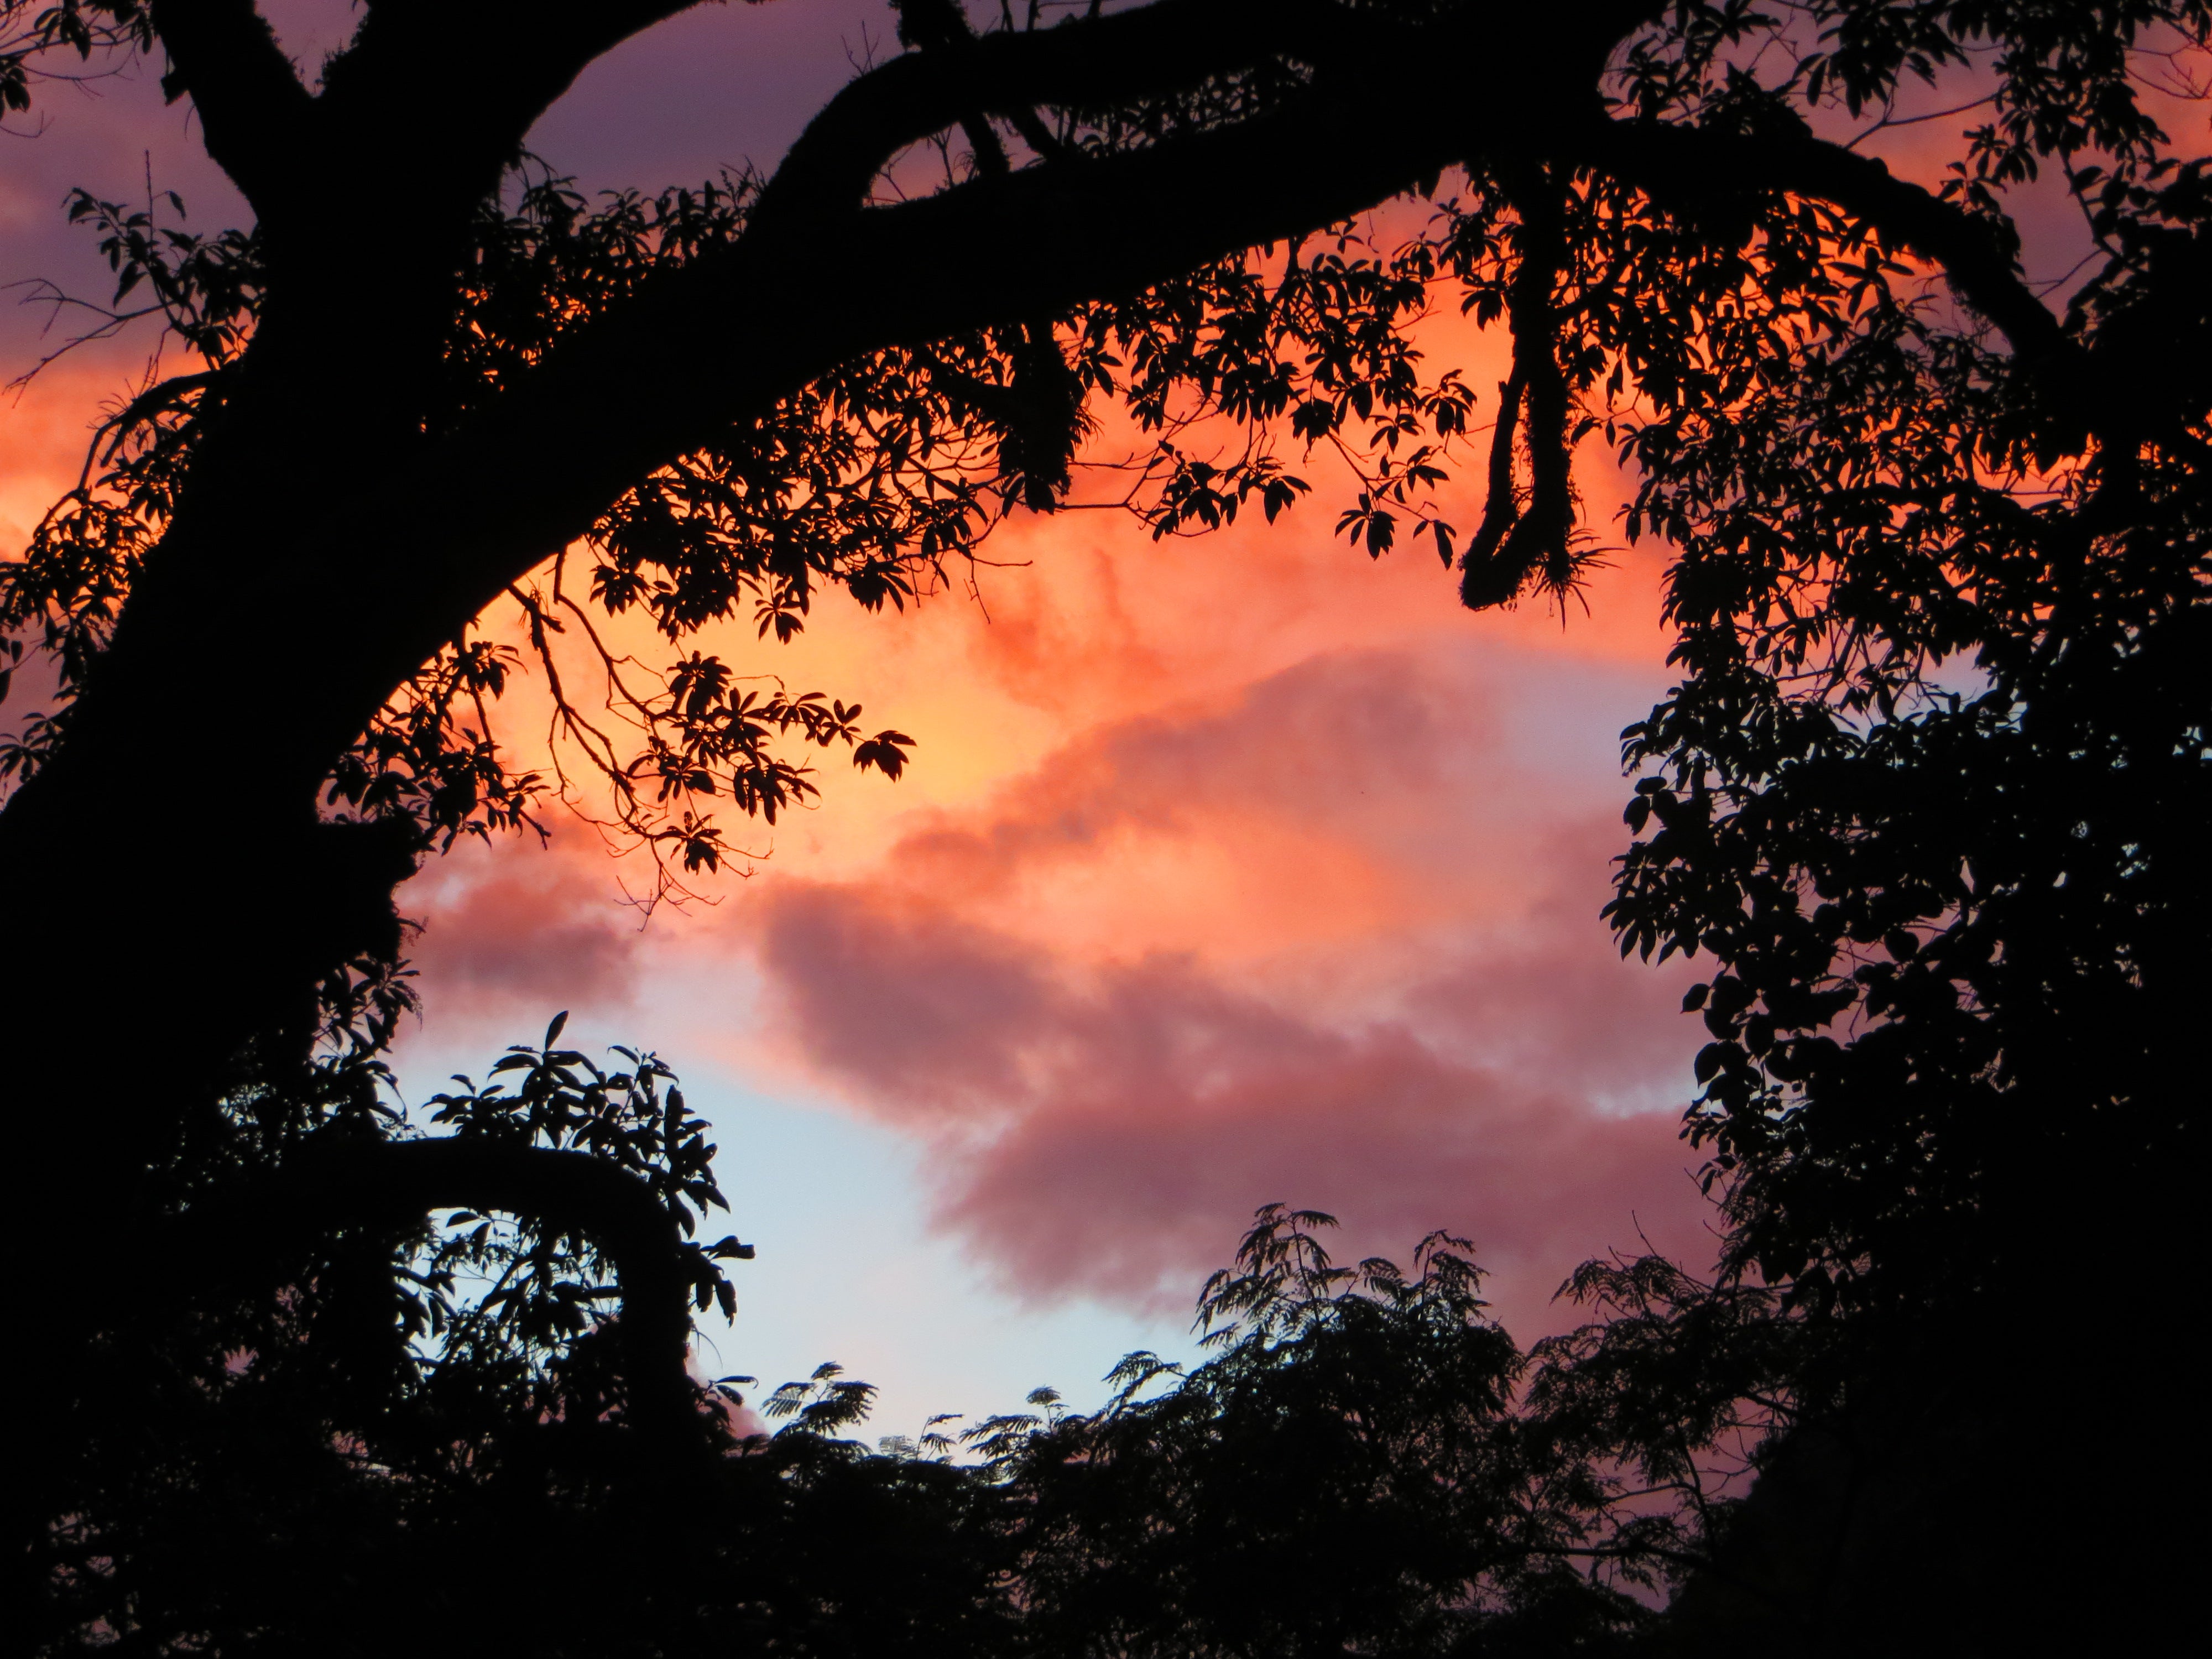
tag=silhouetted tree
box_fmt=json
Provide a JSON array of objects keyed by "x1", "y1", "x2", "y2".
[
  {"x1": 1587, "y1": 19, "x2": 2212, "y2": 1645},
  {"x1": 979, "y1": 1207, "x2": 1647, "y2": 1658},
  {"x1": 4, "y1": 1, "x2": 2209, "y2": 1651}
]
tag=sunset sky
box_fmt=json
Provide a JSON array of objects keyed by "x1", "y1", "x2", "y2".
[{"x1": 2, "y1": 1, "x2": 2128, "y2": 1438}]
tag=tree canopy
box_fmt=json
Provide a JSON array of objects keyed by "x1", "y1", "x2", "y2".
[{"x1": 3, "y1": 0, "x2": 2208, "y2": 1651}]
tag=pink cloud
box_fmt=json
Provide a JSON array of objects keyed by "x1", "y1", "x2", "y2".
[
  {"x1": 738, "y1": 637, "x2": 1712, "y2": 1338},
  {"x1": 403, "y1": 834, "x2": 646, "y2": 1019},
  {"x1": 754, "y1": 883, "x2": 1062, "y2": 1120},
  {"x1": 379, "y1": 620, "x2": 1709, "y2": 1340},
  {"x1": 754, "y1": 882, "x2": 1707, "y2": 1338},
  {"x1": 951, "y1": 1045, "x2": 1708, "y2": 1342}
]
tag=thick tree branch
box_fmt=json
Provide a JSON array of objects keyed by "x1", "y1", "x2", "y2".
[
  {"x1": 72, "y1": 1, "x2": 1665, "y2": 781},
  {"x1": 147, "y1": 0, "x2": 314, "y2": 218},
  {"x1": 156, "y1": 3, "x2": 718, "y2": 251},
  {"x1": 325, "y1": 1, "x2": 714, "y2": 185},
  {"x1": 753, "y1": 0, "x2": 1405, "y2": 233},
  {"x1": 891, "y1": 0, "x2": 1013, "y2": 176},
  {"x1": 1576, "y1": 118, "x2": 2070, "y2": 362},
  {"x1": 365, "y1": 3, "x2": 1631, "y2": 703}
]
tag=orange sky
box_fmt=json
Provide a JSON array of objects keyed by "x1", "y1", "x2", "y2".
[
  {"x1": 13, "y1": 0, "x2": 2167, "y2": 1427},
  {"x1": 396, "y1": 337, "x2": 1717, "y2": 1366},
  {"x1": 0, "y1": 29, "x2": 1731, "y2": 1420}
]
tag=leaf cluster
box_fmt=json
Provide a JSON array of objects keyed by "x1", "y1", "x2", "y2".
[
  {"x1": 1, "y1": 0, "x2": 149, "y2": 116},
  {"x1": 969, "y1": 1207, "x2": 1648, "y2": 1659},
  {"x1": 3, "y1": 161, "x2": 1478, "y2": 900},
  {"x1": 414, "y1": 1013, "x2": 745, "y2": 1384}
]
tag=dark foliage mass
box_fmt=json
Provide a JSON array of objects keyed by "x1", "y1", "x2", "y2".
[{"x1": 3, "y1": 0, "x2": 2207, "y2": 1652}]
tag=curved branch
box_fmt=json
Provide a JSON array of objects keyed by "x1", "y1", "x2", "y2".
[
  {"x1": 752, "y1": 0, "x2": 1431, "y2": 234},
  {"x1": 1576, "y1": 118, "x2": 2070, "y2": 363},
  {"x1": 369, "y1": 3, "x2": 1627, "y2": 698},
  {"x1": 57, "y1": 1, "x2": 1665, "y2": 805},
  {"x1": 891, "y1": 0, "x2": 1012, "y2": 178},
  {"x1": 179, "y1": 1135, "x2": 705, "y2": 1442}
]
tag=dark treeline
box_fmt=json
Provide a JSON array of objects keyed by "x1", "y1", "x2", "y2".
[{"x1": 3, "y1": 2, "x2": 2204, "y2": 1652}]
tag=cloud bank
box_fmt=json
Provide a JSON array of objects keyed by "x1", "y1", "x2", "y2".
[{"x1": 738, "y1": 638, "x2": 1712, "y2": 1335}]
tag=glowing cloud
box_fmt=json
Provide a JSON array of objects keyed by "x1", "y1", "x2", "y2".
[{"x1": 727, "y1": 633, "x2": 1709, "y2": 1336}]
